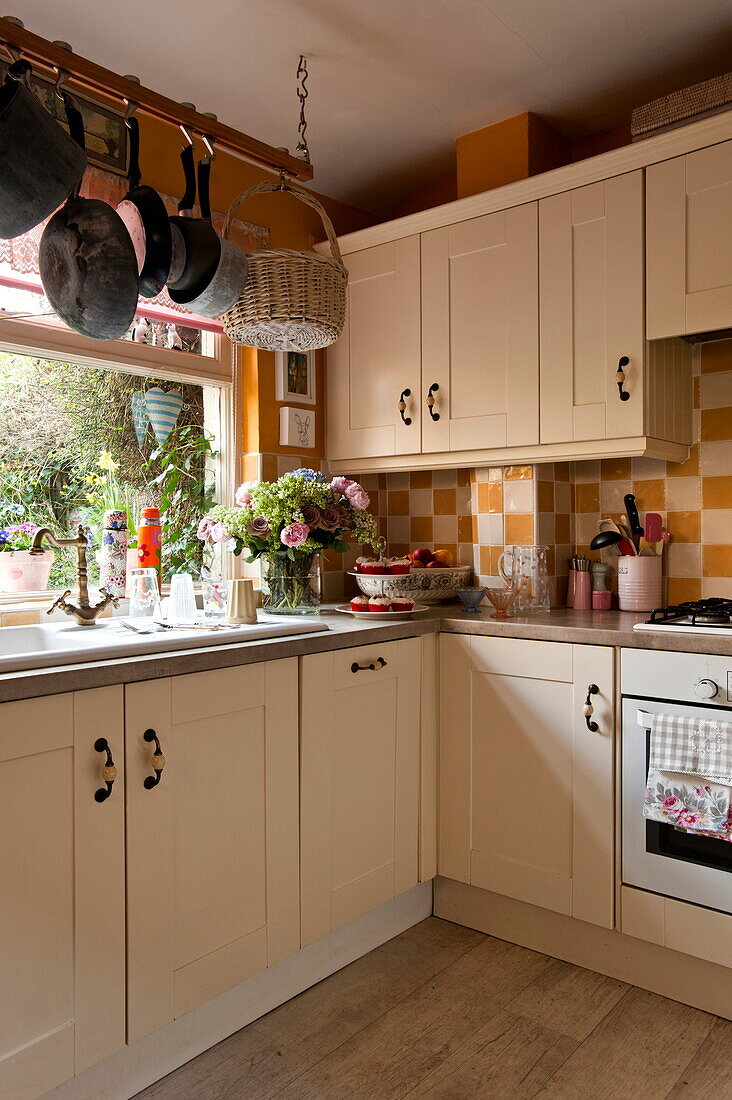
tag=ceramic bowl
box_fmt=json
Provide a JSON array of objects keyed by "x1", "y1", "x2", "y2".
[{"x1": 351, "y1": 565, "x2": 472, "y2": 604}]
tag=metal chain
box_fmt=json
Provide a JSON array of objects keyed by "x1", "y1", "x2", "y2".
[{"x1": 295, "y1": 54, "x2": 310, "y2": 164}]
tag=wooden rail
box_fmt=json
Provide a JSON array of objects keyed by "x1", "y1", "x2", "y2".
[{"x1": 0, "y1": 16, "x2": 314, "y2": 181}]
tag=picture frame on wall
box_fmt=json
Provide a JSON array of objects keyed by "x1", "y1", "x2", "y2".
[
  {"x1": 275, "y1": 350, "x2": 316, "y2": 405},
  {"x1": 279, "y1": 406, "x2": 316, "y2": 449}
]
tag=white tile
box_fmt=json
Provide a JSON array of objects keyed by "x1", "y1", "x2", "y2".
[
  {"x1": 477, "y1": 513, "x2": 492, "y2": 545},
  {"x1": 702, "y1": 509, "x2": 732, "y2": 544},
  {"x1": 433, "y1": 469, "x2": 457, "y2": 488},
  {"x1": 666, "y1": 476, "x2": 700, "y2": 511},
  {"x1": 632, "y1": 456, "x2": 667, "y2": 480},
  {"x1": 692, "y1": 344, "x2": 701, "y2": 378},
  {"x1": 573, "y1": 461, "x2": 601, "y2": 484},
  {"x1": 488, "y1": 467, "x2": 503, "y2": 482},
  {"x1": 387, "y1": 516, "x2": 409, "y2": 542},
  {"x1": 575, "y1": 512, "x2": 599, "y2": 544},
  {"x1": 433, "y1": 514, "x2": 458, "y2": 544},
  {"x1": 701, "y1": 371, "x2": 732, "y2": 410},
  {"x1": 693, "y1": 408, "x2": 701, "y2": 443},
  {"x1": 359, "y1": 473, "x2": 380, "y2": 491},
  {"x1": 600, "y1": 479, "x2": 632, "y2": 514},
  {"x1": 482, "y1": 575, "x2": 504, "y2": 588},
  {"x1": 457, "y1": 542, "x2": 473, "y2": 566},
  {"x1": 702, "y1": 577, "x2": 732, "y2": 599},
  {"x1": 538, "y1": 513, "x2": 554, "y2": 544},
  {"x1": 503, "y1": 479, "x2": 534, "y2": 513},
  {"x1": 474, "y1": 467, "x2": 492, "y2": 483},
  {"x1": 473, "y1": 547, "x2": 482, "y2": 574},
  {"x1": 700, "y1": 439, "x2": 732, "y2": 475},
  {"x1": 488, "y1": 514, "x2": 504, "y2": 543},
  {"x1": 537, "y1": 463, "x2": 554, "y2": 481},
  {"x1": 277, "y1": 455, "x2": 300, "y2": 475},
  {"x1": 409, "y1": 488, "x2": 433, "y2": 516},
  {"x1": 471, "y1": 483, "x2": 479, "y2": 513},
  {"x1": 456, "y1": 486, "x2": 472, "y2": 516},
  {"x1": 666, "y1": 542, "x2": 701, "y2": 578}
]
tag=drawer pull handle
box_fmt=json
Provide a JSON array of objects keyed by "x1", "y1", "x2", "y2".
[
  {"x1": 584, "y1": 684, "x2": 599, "y2": 731},
  {"x1": 426, "y1": 382, "x2": 440, "y2": 421},
  {"x1": 351, "y1": 657, "x2": 388, "y2": 673},
  {"x1": 616, "y1": 356, "x2": 630, "y2": 402},
  {"x1": 143, "y1": 728, "x2": 166, "y2": 789},
  {"x1": 94, "y1": 737, "x2": 117, "y2": 803},
  {"x1": 398, "y1": 388, "x2": 412, "y2": 426}
]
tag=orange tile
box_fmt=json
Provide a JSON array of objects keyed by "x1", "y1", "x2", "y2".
[
  {"x1": 545, "y1": 545, "x2": 556, "y2": 575},
  {"x1": 0, "y1": 610, "x2": 40, "y2": 626},
  {"x1": 242, "y1": 453, "x2": 259, "y2": 482},
  {"x1": 322, "y1": 548, "x2": 342, "y2": 572},
  {"x1": 479, "y1": 545, "x2": 493, "y2": 574},
  {"x1": 633, "y1": 479, "x2": 666, "y2": 511},
  {"x1": 378, "y1": 474, "x2": 387, "y2": 490},
  {"x1": 701, "y1": 407, "x2": 732, "y2": 442},
  {"x1": 694, "y1": 376, "x2": 701, "y2": 410},
  {"x1": 537, "y1": 480, "x2": 554, "y2": 513},
  {"x1": 575, "y1": 482, "x2": 600, "y2": 512},
  {"x1": 457, "y1": 468, "x2": 470, "y2": 487},
  {"x1": 387, "y1": 490, "x2": 410, "y2": 516},
  {"x1": 261, "y1": 453, "x2": 278, "y2": 481},
  {"x1": 505, "y1": 512, "x2": 534, "y2": 544},
  {"x1": 667, "y1": 577, "x2": 701, "y2": 605},
  {"x1": 410, "y1": 470, "x2": 433, "y2": 489},
  {"x1": 389, "y1": 543, "x2": 410, "y2": 558},
  {"x1": 667, "y1": 444, "x2": 699, "y2": 478},
  {"x1": 666, "y1": 510, "x2": 701, "y2": 543},
  {"x1": 554, "y1": 462, "x2": 571, "y2": 481},
  {"x1": 703, "y1": 545, "x2": 732, "y2": 576},
  {"x1": 555, "y1": 512, "x2": 571, "y2": 543},
  {"x1": 702, "y1": 476, "x2": 732, "y2": 509},
  {"x1": 439, "y1": 543, "x2": 458, "y2": 561},
  {"x1": 471, "y1": 514, "x2": 479, "y2": 542},
  {"x1": 700, "y1": 339, "x2": 732, "y2": 374},
  {"x1": 489, "y1": 483, "x2": 503, "y2": 513},
  {"x1": 504, "y1": 464, "x2": 533, "y2": 481},
  {"x1": 458, "y1": 514, "x2": 473, "y2": 542},
  {"x1": 434, "y1": 488, "x2": 456, "y2": 515},
  {"x1": 600, "y1": 457, "x2": 632, "y2": 481},
  {"x1": 476, "y1": 483, "x2": 491, "y2": 513},
  {"x1": 410, "y1": 516, "x2": 433, "y2": 542},
  {"x1": 489, "y1": 546, "x2": 503, "y2": 574}
]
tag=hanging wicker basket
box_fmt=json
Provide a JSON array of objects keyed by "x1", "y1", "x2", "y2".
[{"x1": 220, "y1": 179, "x2": 347, "y2": 352}]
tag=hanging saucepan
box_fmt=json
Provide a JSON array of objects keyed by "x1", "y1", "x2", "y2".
[
  {"x1": 116, "y1": 115, "x2": 172, "y2": 298},
  {"x1": 176, "y1": 154, "x2": 248, "y2": 318},
  {"x1": 39, "y1": 95, "x2": 139, "y2": 341},
  {"x1": 0, "y1": 59, "x2": 86, "y2": 239},
  {"x1": 166, "y1": 143, "x2": 220, "y2": 300}
]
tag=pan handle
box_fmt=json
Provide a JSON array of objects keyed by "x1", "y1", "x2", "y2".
[
  {"x1": 197, "y1": 157, "x2": 212, "y2": 222},
  {"x1": 125, "y1": 115, "x2": 142, "y2": 191},
  {"x1": 60, "y1": 92, "x2": 86, "y2": 198},
  {"x1": 178, "y1": 143, "x2": 196, "y2": 215}
]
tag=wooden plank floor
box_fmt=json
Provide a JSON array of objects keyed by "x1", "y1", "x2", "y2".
[{"x1": 135, "y1": 917, "x2": 732, "y2": 1099}]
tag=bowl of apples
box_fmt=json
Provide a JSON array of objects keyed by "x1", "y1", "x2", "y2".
[{"x1": 351, "y1": 548, "x2": 471, "y2": 603}]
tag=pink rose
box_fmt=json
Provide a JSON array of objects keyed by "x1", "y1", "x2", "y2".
[
  {"x1": 197, "y1": 517, "x2": 214, "y2": 541},
  {"x1": 209, "y1": 522, "x2": 229, "y2": 543},
  {"x1": 677, "y1": 810, "x2": 700, "y2": 829},
  {"x1": 663, "y1": 795, "x2": 683, "y2": 815},
  {"x1": 319, "y1": 503, "x2": 342, "y2": 531},
  {"x1": 281, "y1": 522, "x2": 310, "y2": 548},
  {"x1": 344, "y1": 482, "x2": 370, "y2": 510},
  {"x1": 235, "y1": 482, "x2": 255, "y2": 508},
  {"x1": 330, "y1": 476, "x2": 354, "y2": 495},
  {"x1": 247, "y1": 515, "x2": 270, "y2": 537}
]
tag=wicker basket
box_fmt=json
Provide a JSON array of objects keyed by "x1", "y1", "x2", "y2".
[{"x1": 220, "y1": 179, "x2": 347, "y2": 351}]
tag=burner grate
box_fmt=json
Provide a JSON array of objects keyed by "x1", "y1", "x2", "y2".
[{"x1": 647, "y1": 597, "x2": 732, "y2": 625}]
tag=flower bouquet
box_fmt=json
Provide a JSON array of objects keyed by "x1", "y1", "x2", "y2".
[{"x1": 197, "y1": 469, "x2": 378, "y2": 614}]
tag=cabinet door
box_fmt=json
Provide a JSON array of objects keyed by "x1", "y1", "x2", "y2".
[
  {"x1": 439, "y1": 636, "x2": 614, "y2": 928},
  {"x1": 0, "y1": 688, "x2": 125, "y2": 1100},
  {"x1": 125, "y1": 661, "x2": 300, "y2": 1044},
  {"x1": 540, "y1": 171, "x2": 645, "y2": 444},
  {"x1": 647, "y1": 141, "x2": 732, "y2": 338},
  {"x1": 300, "y1": 638, "x2": 421, "y2": 945},
  {"x1": 421, "y1": 203, "x2": 539, "y2": 453},
  {"x1": 327, "y1": 236, "x2": 421, "y2": 461}
]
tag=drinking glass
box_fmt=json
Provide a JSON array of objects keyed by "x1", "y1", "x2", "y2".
[
  {"x1": 128, "y1": 569, "x2": 162, "y2": 620},
  {"x1": 202, "y1": 576, "x2": 228, "y2": 619},
  {"x1": 168, "y1": 572, "x2": 198, "y2": 625}
]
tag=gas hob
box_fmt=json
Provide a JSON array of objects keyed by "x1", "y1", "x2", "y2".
[{"x1": 633, "y1": 597, "x2": 732, "y2": 635}]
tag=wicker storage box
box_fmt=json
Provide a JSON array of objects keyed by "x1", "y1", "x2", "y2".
[
  {"x1": 632, "y1": 72, "x2": 732, "y2": 139},
  {"x1": 221, "y1": 179, "x2": 347, "y2": 352}
]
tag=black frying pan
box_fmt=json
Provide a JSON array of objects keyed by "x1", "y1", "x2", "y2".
[
  {"x1": 39, "y1": 95, "x2": 139, "y2": 341},
  {"x1": 180, "y1": 155, "x2": 248, "y2": 318},
  {"x1": 116, "y1": 116, "x2": 172, "y2": 298},
  {"x1": 167, "y1": 144, "x2": 220, "y2": 301}
]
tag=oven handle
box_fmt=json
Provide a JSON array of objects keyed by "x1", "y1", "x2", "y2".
[{"x1": 637, "y1": 709, "x2": 653, "y2": 729}]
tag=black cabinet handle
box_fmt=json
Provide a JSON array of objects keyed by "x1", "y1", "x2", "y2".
[
  {"x1": 426, "y1": 383, "x2": 440, "y2": 421},
  {"x1": 143, "y1": 728, "x2": 166, "y2": 789},
  {"x1": 351, "y1": 657, "x2": 388, "y2": 673},
  {"x1": 584, "y1": 684, "x2": 599, "y2": 731},
  {"x1": 94, "y1": 737, "x2": 117, "y2": 802},
  {"x1": 616, "y1": 357, "x2": 630, "y2": 401},
  {"x1": 398, "y1": 388, "x2": 412, "y2": 426}
]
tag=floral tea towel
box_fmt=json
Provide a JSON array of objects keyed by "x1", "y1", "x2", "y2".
[{"x1": 644, "y1": 768, "x2": 731, "y2": 838}]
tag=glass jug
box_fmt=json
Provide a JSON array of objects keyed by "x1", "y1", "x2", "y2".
[{"x1": 497, "y1": 545, "x2": 550, "y2": 613}]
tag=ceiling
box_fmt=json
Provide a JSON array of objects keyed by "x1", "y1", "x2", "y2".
[{"x1": 9, "y1": 0, "x2": 732, "y2": 214}]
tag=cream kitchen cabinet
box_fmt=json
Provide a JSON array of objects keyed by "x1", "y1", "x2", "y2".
[
  {"x1": 125, "y1": 660, "x2": 300, "y2": 1044},
  {"x1": 540, "y1": 170, "x2": 692, "y2": 454},
  {"x1": 300, "y1": 638, "x2": 421, "y2": 945},
  {"x1": 421, "y1": 203, "x2": 539, "y2": 453},
  {"x1": 327, "y1": 236, "x2": 422, "y2": 461},
  {"x1": 647, "y1": 140, "x2": 732, "y2": 339},
  {"x1": 439, "y1": 635, "x2": 615, "y2": 929},
  {"x1": 0, "y1": 688, "x2": 125, "y2": 1100}
]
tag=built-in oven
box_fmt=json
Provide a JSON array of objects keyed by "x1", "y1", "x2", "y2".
[{"x1": 621, "y1": 649, "x2": 732, "y2": 917}]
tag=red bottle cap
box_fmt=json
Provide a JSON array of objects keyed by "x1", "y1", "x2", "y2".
[{"x1": 140, "y1": 507, "x2": 160, "y2": 521}]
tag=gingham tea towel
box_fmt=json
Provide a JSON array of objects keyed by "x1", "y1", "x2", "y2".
[{"x1": 649, "y1": 712, "x2": 732, "y2": 785}]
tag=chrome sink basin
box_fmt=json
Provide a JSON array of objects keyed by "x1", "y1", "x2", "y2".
[{"x1": 0, "y1": 616, "x2": 329, "y2": 674}]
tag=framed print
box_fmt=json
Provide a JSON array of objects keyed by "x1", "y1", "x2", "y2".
[
  {"x1": 279, "y1": 406, "x2": 316, "y2": 449},
  {"x1": 275, "y1": 350, "x2": 316, "y2": 405}
]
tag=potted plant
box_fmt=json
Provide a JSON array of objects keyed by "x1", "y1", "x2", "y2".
[
  {"x1": 197, "y1": 469, "x2": 378, "y2": 614},
  {"x1": 0, "y1": 507, "x2": 55, "y2": 594}
]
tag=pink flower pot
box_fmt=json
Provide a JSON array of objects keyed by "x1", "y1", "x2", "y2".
[
  {"x1": 617, "y1": 555, "x2": 662, "y2": 612},
  {"x1": 0, "y1": 550, "x2": 55, "y2": 593}
]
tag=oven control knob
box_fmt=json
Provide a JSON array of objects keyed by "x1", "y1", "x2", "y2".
[{"x1": 695, "y1": 678, "x2": 718, "y2": 700}]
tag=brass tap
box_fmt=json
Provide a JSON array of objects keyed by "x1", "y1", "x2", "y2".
[{"x1": 29, "y1": 524, "x2": 120, "y2": 626}]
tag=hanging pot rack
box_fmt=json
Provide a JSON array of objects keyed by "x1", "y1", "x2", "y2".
[{"x1": 0, "y1": 15, "x2": 314, "y2": 181}]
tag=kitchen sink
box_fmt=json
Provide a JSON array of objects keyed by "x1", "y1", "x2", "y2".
[{"x1": 0, "y1": 616, "x2": 329, "y2": 674}]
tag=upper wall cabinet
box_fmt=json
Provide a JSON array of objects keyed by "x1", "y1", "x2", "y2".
[
  {"x1": 647, "y1": 139, "x2": 732, "y2": 338},
  {"x1": 327, "y1": 236, "x2": 422, "y2": 461},
  {"x1": 421, "y1": 204, "x2": 539, "y2": 453}
]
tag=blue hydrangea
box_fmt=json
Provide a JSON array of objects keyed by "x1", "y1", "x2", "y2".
[
  {"x1": 291, "y1": 468, "x2": 326, "y2": 483},
  {"x1": 0, "y1": 529, "x2": 10, "y2": 544}
]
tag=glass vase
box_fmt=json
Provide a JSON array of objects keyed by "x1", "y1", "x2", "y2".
[{"x1": 260, "y1": 552, "x2": 321, "y2": 615}]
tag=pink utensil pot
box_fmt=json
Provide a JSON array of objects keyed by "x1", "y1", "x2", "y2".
[{"x1": 617, "y1": 554, "x2": 662, "y2": 612}]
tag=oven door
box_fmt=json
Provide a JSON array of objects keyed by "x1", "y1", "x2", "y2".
[{"x1": 622, "y1": 696, "x2": 732, "y2": 915}]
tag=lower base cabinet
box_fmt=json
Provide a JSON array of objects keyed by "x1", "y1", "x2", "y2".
[
  {"x1": 439, "y1": 634, "x2": 615, "y2": 928},
  {"x1": 0, "y1": 688, "x2": 125, "y2": 1100},
  {"x1": 125, "y1": 660, "x2": 300, "y2": 1044},
  {"x1": 300, "y1": 638, "x2": 422, "y2": 945}
]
